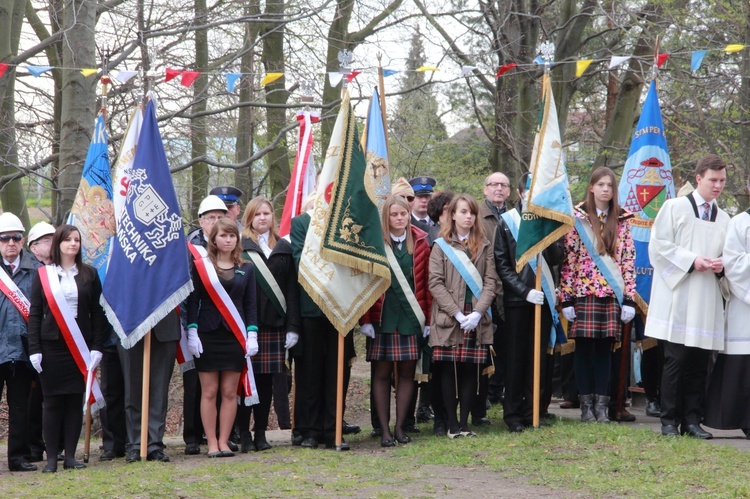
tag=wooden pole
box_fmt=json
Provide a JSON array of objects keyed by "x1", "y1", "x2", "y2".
[
  {"x1": 616, "y1": 321, "x2": 633, "y2": 416},
  {"x1": 140, "y1": 331, "x2": 152, "y2": 459},
  {"x1": 335, "y1": 332, "x2": 345, "y2": 450},
  {"x1": 290, "y1": 356, "x2": 296, "y2": 431},
  {"x1": 83, "y1": 404, "x2": 92, "y2": 463},
  {"x1": 532, "y1": 257, "x2": 542, "y2": 428}
]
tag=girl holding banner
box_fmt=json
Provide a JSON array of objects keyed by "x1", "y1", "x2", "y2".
[
  {"x1": 360, "y1": 195, "x2": 432, "y2": 447},
  {"x1": 186, "y1": 218, "x2": 258, "y2": 458},
  {"x1": 559, "y1": 167, "x2": 636, "y2": 423},
  {"x1": 428, "y1": 195, "x2": 497, "y2": 439},
  {"x1": 236, "y1": 197, "x2": 300, "y2": 452},
  {"x1": 27, "y1": 225, "x2": 108, "y2": 473}
]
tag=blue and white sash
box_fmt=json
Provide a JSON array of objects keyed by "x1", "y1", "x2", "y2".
[
  {"x1": 502, "y1": 210, "x2": 565, "y2": 348},
  {"x1": 434, "y1": 238, "x2": 491, "y2": 318},
  {"x1": 574, "y1": 216, "x2": 625, "y2": 306}
]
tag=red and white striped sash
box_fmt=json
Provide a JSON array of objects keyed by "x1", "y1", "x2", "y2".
[
  {"x1": 188, "y1": 244, "x2": 259, "y2": 405},
  {"x1": 0, "y1": 267, "x2": 30, "y2": 322},
  {"x1": 174, "y1": 306, "x2": 194, "y2": 372},
  {"x1": 38, "y1": 265, "x2": 105, "y2": 411}
]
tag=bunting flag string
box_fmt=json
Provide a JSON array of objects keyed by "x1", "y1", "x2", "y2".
[{"x1": 0, "y1": 43, "x2": 747, "y2": 88}]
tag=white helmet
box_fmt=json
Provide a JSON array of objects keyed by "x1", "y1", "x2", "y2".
[
  {"x1": 0, "y1": 212, "x2": 25, "y2": 234},
  {"x1": 28, "y1": 221, "x2": 56, "y2": 244},
  {"x1": 198, "y1": 195, "x2": 228, "y2": 217}
]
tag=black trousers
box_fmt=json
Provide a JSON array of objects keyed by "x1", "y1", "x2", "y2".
[
  {"x1": 502, "y1": 305, "x2": 552, "y2": 426},
  {"x1": 660, "y1": 341, "x2": 710, "y2": 427},
  {"x1": 642, "y1": 341, "x2": 663, "y2": 403},
  {"x1": 182, "y1": 368, "x2": 203, "y2": 445},
  {"x1": 236, "y1": 373, "x2": 273, "y2": 435},
  {"x1": 296, "y1": 317, "x2": 353, "y2": 442},
  {"x1": 272, "y1": 371, "x2": 291, "y2": 429},
  {"x1": 1, "y1": 360, "x2": 32, "y2": 467},
  {"x1": 100, "y1": 345, "x2": 126, "y2": 454}
]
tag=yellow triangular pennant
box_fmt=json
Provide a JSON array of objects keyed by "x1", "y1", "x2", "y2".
[
  {"x1": 261, "y1": 72, "x2": 283, "y2": 85},
  {"x1": 80, "y1": 68, "x2": 98, "y2": 77},
  {"x1": 725, "y1": 44, "x2": 745, "y2": 53},
  {"x1": 576, "y1": 60, "x2": 593, "y2": 78},
  {"x1": 416, "y1": 65, "x2": 440, "y2": 72}
]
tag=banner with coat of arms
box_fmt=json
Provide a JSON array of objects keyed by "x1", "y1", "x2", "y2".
[{"x1": 618, "y1": 80, "x2": 675, "y2": 312}]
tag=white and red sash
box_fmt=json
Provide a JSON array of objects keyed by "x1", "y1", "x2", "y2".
[
  {"x1": 38, "y1": 265, "x2": 105, "y2": 412},
  {"x1": 188, "y1": 243, "x2": 259, "y2": 405},
  {"x1": 0, "y1": 267, "x2": 30, "y2": 322}
]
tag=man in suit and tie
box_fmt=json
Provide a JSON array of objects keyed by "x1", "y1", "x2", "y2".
[
  {"x1": 645, "y1": 154, "x2": 730, "y2": 439},
  {"x1": 409, "y1": 177, "x2": 436, "y2": 232}
]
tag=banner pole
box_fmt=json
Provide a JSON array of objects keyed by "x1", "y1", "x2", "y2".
[
  {"x1": 335, "y1": 332, "x2": 344, "y2": 450},
  {"x1": 139, "y1": 331, "x2": 152, "y2": 459},
  {"x1": 532, "y1": 256, "x2": 542, "y2": 428}
]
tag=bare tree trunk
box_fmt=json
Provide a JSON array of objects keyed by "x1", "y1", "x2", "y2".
[
  {"x1": 738, "y1": 2, "x2": 750, "y2": 207},
  {"x1": 234, "y1": 2, "x2": 260, "y2": 200},
  {"x1": 56, "y1": 0, "x2": 97, "y2": 223},
  {"x1": 190, "y1": 0, "x2": 209, "y2": 222}
]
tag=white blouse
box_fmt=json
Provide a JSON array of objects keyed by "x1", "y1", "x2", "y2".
[{"x1": 56, "y1": 264, "x2": 79, "y2": 318}]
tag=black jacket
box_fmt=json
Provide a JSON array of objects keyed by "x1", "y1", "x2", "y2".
[
  {"x1": 493, "y1": 208, "x2": 563, "y2": 307},
  {"x1": 241, "y1": 237, "x2": 301, "y2": 333},
  {"x1": 27, "y1": 264, "x2": 108, "y2": 354},
  {"x1": 186, "y1": 261, "x2": 258, "y2": 333}
]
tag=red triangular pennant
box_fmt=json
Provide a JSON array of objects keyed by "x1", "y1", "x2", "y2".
[
  {"x1": 495, "y1": 63, "x2": 517, "y2": 78},
  {"x1": 165, "y1": 68, "x2": 182, "y2": 82},
  {"x1": 656, "y1": 53, "x2": 669, "y2": 68},
  {"x1": 346, "y1": 70, "x2": 362, "y2": 82},
  {"x1": 181, "y1": 71, "x2": 200, "y2": 87}
]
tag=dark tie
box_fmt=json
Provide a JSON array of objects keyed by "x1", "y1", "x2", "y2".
[
  {"x1": 702, "y1": 202, "x2": 710, "y2": 221},
  {"x1": 598, "y1": 213, "x2": 606, "y2": 233},
  {"x1": 7, "y1": 263, "x2": 14, "y2": 276}
]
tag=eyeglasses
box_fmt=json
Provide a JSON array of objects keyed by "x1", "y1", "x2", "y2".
[
  {"x1": 486, "y1": 182, "x2": 510, "y2": 189},
  {"x1": 0, "y1": 234, "x2": 23, "y2": 242},
  {"x1": 202, "y1": 215, "x2": 224, "y2": 222}
]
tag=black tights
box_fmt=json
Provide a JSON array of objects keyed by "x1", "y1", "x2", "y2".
[
  {"x1": 372, "y1": 360, "x2": 416, "y2": 442},
  {"x1": 236, "y1": 373, "x2": 273, "y2": 437},
  {"x1": 43, "y1": 393, "x2": 83, "y2": 469},
  {"x1": 441, "y1": 361, "x2": 478, "y2": 433},
  {"x1": 574, "y1": 338, "x2": 613, "y2": 395}
]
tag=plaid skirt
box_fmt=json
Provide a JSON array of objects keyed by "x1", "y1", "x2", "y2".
[
  {"x1": 251, "y1": 327, "x2": 285, "y2": 374},
  {"x1": 432, "y1": 303, "x2": 488, "y2": 364},
  {"x1": 367, "y1": 331, "x2": 419, "y2": 362},
  {"x1": 569, "y1": 295, "x2": 622, "y2": 341}
]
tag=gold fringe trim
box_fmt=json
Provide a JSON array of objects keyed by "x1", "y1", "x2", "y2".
[
  {"x1": 482, "y1": 365, "x2": 495, "y2": 376},
  {"x1": 558, "y1": 339, "x2": 575, "y2": 355},
  {"x1": 634, "y1": 292, "x2": 649, "y2": 316},
  {"x1": 414, "y1": 373, "x2": 430, "y2": 382}
]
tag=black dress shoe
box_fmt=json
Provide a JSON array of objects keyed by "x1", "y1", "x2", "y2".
[
  {"x1": 42, "y1": 464, "x2": 57, "y2": 473},
  {"x1": 28, "y1": 451, "x2": 44, "y2": 463},
  {"x1": 472, "y1": 417, "x2": 492, "y2": 426},
  {"x1": 661, "y1": 424, "x2": 679, "y2": 437},
  {"x1": 254, "y1": 434, "x2": 272, "y2": 451},
  {"x1": 9, "y1": 461, "x2": 37, "y2": 472},
  {"x1": 226, "y1": 440, "x2": 239, "y2": 452},
  {"x1": 394, "y1": 434, "x2": 411, "y2": 444},
  {"x1": 342, "y1": 421, "x2": 361, "y2": 435},
  {"x1": 610, "y1": 409, "x2": 636, "y2": 422},
  {"x1": 99, "y1": 450, "x2": 117, "y2": 461},
  {"x1": 292, "y1": 434, "x2": 304, "y2": 446},
  {"x1": 219, "y1": 450, "x2": 236, "y2": 457},
  {"x1": 681, "y1": 424, "x2": 713, "y2": 439},
  {"x1": 380, "y1": 439, "x2": 396, "y2": 447},
  {"x1": 147, "y1": 450, "x2": 170, "y2": 462},
  {"x1": 645, "y1": 401, "x2": 661, "y2": 418},
  {"x1": 416, "y1": 406, "x2": 435, "y2": 423},
  {"x1": 300, "y1": 437, "x2": 318, "y2": 449},
  {"x1": 63, "y1": 461, "x2": 86, "y2": 470},
  {"x1": 126, "y1": 450, "x2": 142, "y2": 463},
  {"x1": 508, "y1": 424, "x2": 525, "y2": 433},
  {"x1": 403, "y1": 424, "x2": 420, "y2": 433},
  {"x1": 370, "y1": 427, "x2": 383, "y2": 438},
  {"x1": 185, "y1": 443, "x2": 201, "y2": 455},
  {"x1": 241, "y1": 433, "x2": 256, "y2": 453},
  {"x1": 433, "y1": 422, "x2": 447, "y2": 437}
]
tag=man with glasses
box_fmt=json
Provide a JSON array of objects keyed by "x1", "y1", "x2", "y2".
[
  {"x1": 0, "y1": 212, "x2": 42, "y2": 471},
  {"x1": 477, "y1": 172, "x2": 511, "y2": 422}
]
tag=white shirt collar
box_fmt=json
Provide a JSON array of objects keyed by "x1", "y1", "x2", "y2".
[
  {"x1": 596, "y1": 208, "x2": 608, "y2": 218},
  {"x1": 3, "y1": 255, "x2": 20, "y2": 272},
  {"x1": 390, "y1": 232, "x2": 406, "y2": 243},
  {"x1": 692, "y1": 191, "x2": 713, "y2": 208},
  {"x1": 56, "y1": 264, "x2": 78, "y2": 277},
  {"x1": 457, "y1": 232, "x2": 470, "y2": 242}
]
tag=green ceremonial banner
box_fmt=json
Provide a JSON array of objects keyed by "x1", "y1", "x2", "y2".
[
  {"x1": 299, "y1": 89, "x2": 391, "y2": 334},
  {"x1": 515, "y1": 73, "x2": 575, "y2": 272}
]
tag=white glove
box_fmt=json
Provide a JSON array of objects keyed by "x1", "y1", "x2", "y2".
[
  {"x1": 454, "y1": 312, "x2": 467, "y2": 325},
  {"x1": 423, "y1": 326, "x2": 430, "y2": 338},
  {"x1": 88, "y1": 350, "x2": 103, "y2": 371},
  {"x1": 246, "y1": 330, "x2": 259, "y2": 357},
  {"x1": 360, "y1": 323, "x2": 375, "y2": 338},
  {"x1": 526, "y1": 289, "x2": 545, "y2": 305},
  {"x1": 462, "y1": 311, "x2": 482, "y2": 331},
  {"x1": 562, "y1": 306, "x2": 576, "y2": 322},
  {"x1": 284, "y1": 332, "x2": 299, "y2": 349},
  {"x1": 621, "y1": 305, "x2": 636, "y2": 323},
  {"x1": 30, "y1": 353, "x2": 42, "y2": 373},
  {"x1": 187, "y1": 327, "x2": 203, "y2": 358}
]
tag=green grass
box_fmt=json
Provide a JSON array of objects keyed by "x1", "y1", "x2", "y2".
[{"x1": 3, "y1": 405, "x2": 750, "y2": 498}]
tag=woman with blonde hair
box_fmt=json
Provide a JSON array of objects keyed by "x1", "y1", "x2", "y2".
[
  {"x1": 186, "y1": 218, "x2": 258, "y2": 457},
  {"x1": 233, "y1": 197, "x2": 300, "y2": 452},
  {"x1": 428, "y1": 194, "x2": 497, "y2": 438},
  {"x1": 360, "y1": 195, "x2": 431, "y2": 446}
]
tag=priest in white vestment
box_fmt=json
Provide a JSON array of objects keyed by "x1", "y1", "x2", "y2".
[{"x1": 645, "y1": 155, "x2": 730, "y2": 439}]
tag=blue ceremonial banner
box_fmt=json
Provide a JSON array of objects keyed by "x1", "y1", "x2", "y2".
[
  {"x1": 69, "y1": 112, "x2": 115, "y2": 284},
  {"x1": 101, "y1": 99, "x2": 193, "y2": 348},
  {"x1": 618, "y1": 80, "x2": 674, "y2": 309},
  {"x1": 364, "y1": 87, "x2": 391, "y2": 211}
]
